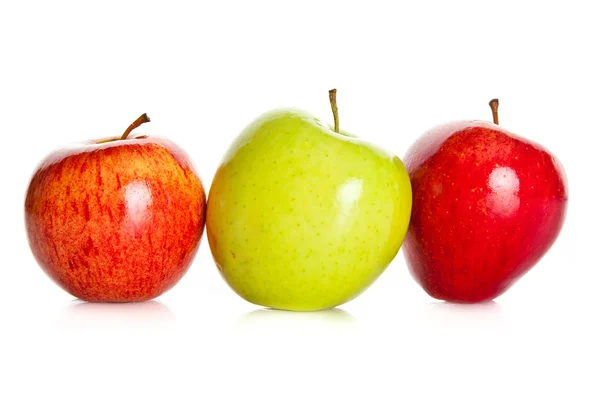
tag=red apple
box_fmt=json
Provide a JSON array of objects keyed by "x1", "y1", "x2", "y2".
[
  {"x1": 25, "y1": 114, "x2": 206, "y2": 302},
  {"x1": 403, "y1": 100, "x2": 568, "y2": 303}
]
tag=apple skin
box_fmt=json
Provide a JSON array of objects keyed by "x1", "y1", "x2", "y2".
[
  {"x1": 402, "y1": 120, "x2": 568, "y2": 303},
  {"x1": 207, "y1": 109, "x2": 412, "y2": 311},
  {"x1": 25, "y1": 135, "x2": 206, "y2": 302}
]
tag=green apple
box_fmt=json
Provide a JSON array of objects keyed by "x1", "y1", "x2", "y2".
[{"x1": 207, "y1": 90, "x2": 412, "y2": 311}]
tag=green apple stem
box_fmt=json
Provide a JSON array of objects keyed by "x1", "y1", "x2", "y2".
[
  {"x1": 121, "y1": 113, "x2": 151, "y2": 140},
  {"x1": 329, "y1": 89, "x2": 340, "y2": 133},
  {"x1": 489, "y1": 99, "x2": 499, "y2": 125}
]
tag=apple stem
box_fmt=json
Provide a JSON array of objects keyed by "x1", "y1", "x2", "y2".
[
  {"x1": 489, "y1": 99, "x2": 499, "y2": 125},
  {"x1": 121, "y1": 113, "x2": 151, "y2": 140},
  {"x1": 329, "y1": 89, "x2": 340, "y2": 133}
]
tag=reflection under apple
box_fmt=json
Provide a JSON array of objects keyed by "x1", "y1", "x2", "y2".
[
  {"x1": 418, "y1": 301, "x2": 506, "y2": 334},
  {"x1": 62, "y1": 300, "x2": 175, "y2": 322},
  {"x1": 236, "y1": 308, "x2": 356, "y2": 329}
]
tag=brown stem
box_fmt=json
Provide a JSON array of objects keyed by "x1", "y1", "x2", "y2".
[
  {"x1": 329, "y1": 89, "x2": 339, "y2": 133},
  {"x1": 489, "y1": 99, "x2": 499, "y2": 125},
  {"x1": 121, "y1": 113, "x2": 151, "y2": 140}
]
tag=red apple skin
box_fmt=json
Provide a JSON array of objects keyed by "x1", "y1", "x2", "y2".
[
  {"x1": 25, "y1": 135, "x2": 206, "y2": 302},
  {"x1": 403, "y1": 121, "x2": 568, "y2": 303}
]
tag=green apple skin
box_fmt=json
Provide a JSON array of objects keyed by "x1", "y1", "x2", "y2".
[{"x1": 207, "y1": 109, "x2": 412, "y2": 311}]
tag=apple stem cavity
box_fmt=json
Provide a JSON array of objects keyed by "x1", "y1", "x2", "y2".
[
  {"x1": 121, "y1": 113, "x2": 151, "y2": 140},
  {"x1": 329, "y1": 88, "x2": 340, "y2": 133},
  {"x1": 489, "y1": 99, "x2": 499, "y2": 125}
]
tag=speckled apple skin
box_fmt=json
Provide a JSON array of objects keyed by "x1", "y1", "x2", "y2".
[
  {"x1": 25, "y1": 136, "x2": 206, "y2": 302},
  {"x1": 403, "y1": 121, "x2": 568, "y2": 303},
  {"x1": 207, "y1": 109, "x2": 412, "y2": 311}
]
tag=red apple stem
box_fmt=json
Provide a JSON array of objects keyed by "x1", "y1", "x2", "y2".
[
  {"x1": 489, "y1": 99, "x2": 499, "y2": 125},
  {"x1": 329, "y1": 89, "x2": 340, "y2": 133},
  {"x1": 121, "y1": 113, "x2": 151, "y2": 140}
]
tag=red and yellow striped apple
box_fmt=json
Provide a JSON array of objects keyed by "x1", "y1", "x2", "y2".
[{"x1": 25, "y1": 114, "x2": 206, "y2": 302}]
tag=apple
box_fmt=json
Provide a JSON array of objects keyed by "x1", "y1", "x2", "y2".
[
  {"x1": 25, "y1": 114, "x2": 206, "y2": 302},
  {"x1": 403, "y1": 99, "x2": 568, "y2": 303},
  {"x1": 206, "y1": 90, "x2": 412, "y2": 311}
]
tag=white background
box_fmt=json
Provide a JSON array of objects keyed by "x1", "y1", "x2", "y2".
[{"x1": 1, "y1": 1, "x2": 598, "y2": 398}]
